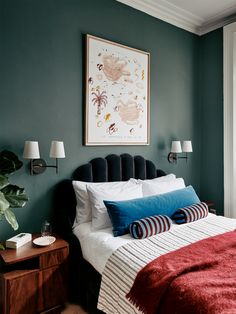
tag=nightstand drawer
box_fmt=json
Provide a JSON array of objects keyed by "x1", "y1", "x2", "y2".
[
  {"x1": 40, "y1": 248, "x2": 68, "y2": 269},
  {"x1": 38, "y1": 265, "x2": 67, "y2": 312}
]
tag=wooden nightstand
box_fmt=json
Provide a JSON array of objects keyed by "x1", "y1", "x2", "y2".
[{"x1": 0, "y1": 235, "x2": 68, "y2": 314}]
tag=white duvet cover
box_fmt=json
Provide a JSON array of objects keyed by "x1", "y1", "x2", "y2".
[
  {"x1": 74, "y1": 220, "x2": 190, "y2": 274},
  {"x1": 73, "y1": 213, "x2": 231, "y2": 275},
  {"x1": 73, "y1": 222, "x2": 133, "y2": 274}
]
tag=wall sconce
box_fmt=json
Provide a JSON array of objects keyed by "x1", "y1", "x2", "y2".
[
  {"x1": 168, "y1": 140, "x2": 192, "y2": 163},
  {"x1": 23, "y1": 140, "x2": 65, "y2": 175}
]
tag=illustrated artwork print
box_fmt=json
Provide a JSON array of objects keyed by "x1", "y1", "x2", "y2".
[{"x1": 85, "y1": 35, "x2": 150, "y2": 145}]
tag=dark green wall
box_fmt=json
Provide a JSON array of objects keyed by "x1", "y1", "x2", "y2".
[
  {"x1": 1, "y1": 0, "x2": 201, "y2": 239},
  {"x1": 199, "y1": 29, "x2": 223, "y2": 215}
]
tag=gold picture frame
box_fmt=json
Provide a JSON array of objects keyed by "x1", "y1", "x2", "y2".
[{"x1": 85, "y1": 35, "x2": 150, "y2": 146}]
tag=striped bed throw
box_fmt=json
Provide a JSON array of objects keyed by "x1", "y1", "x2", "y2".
[
  {"x1": 172, "y1": 202, "x2": 208, "y2": 224},
  {"x1": 129, "y1": 215, "x2": 171, "y2": 239}
]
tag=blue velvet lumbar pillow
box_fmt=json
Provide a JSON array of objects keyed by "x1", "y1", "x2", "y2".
[
  {"x1": 104, "y1": 186, "x2": 200, "y2": 236},
  {"x1": 172, "y1": 202, "x2": 208, "y2": 224},
  {"x1": 129, "y1": 215, "x2": 172, "y2": 239}
]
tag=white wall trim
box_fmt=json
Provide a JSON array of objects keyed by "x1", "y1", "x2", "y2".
[
  {"x1": 200, "y1": 15, "x2": 236, "y2": 36},
  {"x1": 117, "y1": 0, "x2": 236, "y2": 36},
  {"x1": 117, "y1": 0, "x2": 201, "y2": 34},
  {"x1": 224, "y1": 22, "x2": 236, "y2": 218}
]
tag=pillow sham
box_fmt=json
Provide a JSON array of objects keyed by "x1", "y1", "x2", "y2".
[
  {"x1": 104, "y1": 186, "x2": 200, "y2": 236},
  {"x1": 129, "y1": 215, "x2": 172, "y2": 239},
  {"x1": 87, "y1": 180, "x2": 143, "y2": 231},
  {"x1": 142, "y1": 177, "x2": 185, "y2": 197},
  {"x1": 130, "y1": 173, "x2": 176, "y2": 184},
  {"x1": 72, "y1": 180, "x2": 140, "y2": 227},
  {"x1": 72, "y1": 180, "x2": 92, "y2": 226},
  {"x1": 172, "y1": 202, "x2": 208, "y2": 224}
]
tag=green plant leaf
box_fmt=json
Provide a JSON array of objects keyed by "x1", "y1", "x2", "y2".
[
  {"x1": 0, "y1": 150, "x2": 23, "y2": 175},
  {"x1": 0, "y1": 151, "x2": 28, "y2": 231},
  {"x1": 0, "y1": 175, "x2": 9, "y2": 190},
  {"x1": 0, "y1": 243, "x2": 5, "y2": 250},
  {"x1": 0, "y1": 191, "x2": 10, "y2": 213},
  {"x1": 1, "y1": 185, "x2": 28, "y2": 208},
  {"x1": 4, "y1": 208, "x2": 19, "y2": 230}
]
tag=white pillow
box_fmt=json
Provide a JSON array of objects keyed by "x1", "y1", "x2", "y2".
[
  {"x1": 72, "y1": 180, "x2": 142, "y2": 227},
  {"x1": 130, "y1": 173, "x2": 176, "y2": 184},
  {"x1": 147, "y1": 173, "x2": 176, "y2": 182},
  {"x1": 87, "y1": 180, "x2": 143, "y2": 231},
  {"x1": 72, "y1": 180, "x2": 93, "y2": 227},
  {"x1": 142, "y1": 177, "x2": 185, "y2": 197}
]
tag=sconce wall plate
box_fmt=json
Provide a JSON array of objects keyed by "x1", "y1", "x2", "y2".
[
  {"x1": 168, "y1": 152, "x2": 177, "y2": 163},
  {"x1": 31, "y1": 159, "x2": 47, "y2": 175}
]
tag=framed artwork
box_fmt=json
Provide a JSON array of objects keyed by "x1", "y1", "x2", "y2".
[{"x1": 85, "y1": 34, "x2": 150, "y2": 146}]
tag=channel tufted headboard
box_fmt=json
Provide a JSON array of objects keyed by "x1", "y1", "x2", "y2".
[
  {"x1": 53, "y1": 153, "x2": 166, "y2": 308},
  {"x1": 54, "y1": 153, "x2": 166, "y2": 236},
  {"x1": 73, "y1": 153, "x2": 166, "y2": 182}
]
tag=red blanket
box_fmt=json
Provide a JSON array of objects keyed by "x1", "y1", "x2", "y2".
[{"x1": 127, "y1": 230, "x2": 236, "y2": 314}]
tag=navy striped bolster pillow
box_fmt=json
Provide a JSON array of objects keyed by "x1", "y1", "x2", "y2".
[
  {"x1": 172, "y1": 202, "x2": 208, "y2": 224},
  {"x1": 129, "y1": 215, "x2": 172, "y2": 239}
]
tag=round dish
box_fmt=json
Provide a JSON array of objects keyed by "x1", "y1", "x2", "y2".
[{"x1": 33, "y1": 236, "x2": 56, "y2": 247}]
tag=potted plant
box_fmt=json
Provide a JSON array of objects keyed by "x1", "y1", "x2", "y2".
[{"x1": 0, "y1": 150, "x2": 28, "y2": 249}]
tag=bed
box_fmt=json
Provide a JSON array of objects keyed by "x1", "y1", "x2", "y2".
[{"x1": 54, "y1": 153, "x2": 236, "y2": 314}]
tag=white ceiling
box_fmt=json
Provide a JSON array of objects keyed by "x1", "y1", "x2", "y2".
[{"x1": 117, "y1": 0, "x2": 236, "y2": 35}]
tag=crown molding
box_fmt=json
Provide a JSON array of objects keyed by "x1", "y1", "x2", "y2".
[
  {"x1": 117, "y1": 0, "x2": 236, "y2": 36},
  {"x1": 117, "y1": 0, "x2": 202, "y2": 34},
  {"x1": 199, "y1": 13, "x2": 236, "y2": 35}
]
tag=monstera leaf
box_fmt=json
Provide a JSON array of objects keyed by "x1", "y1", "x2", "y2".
[
  {"x1": 4, "y1": 208, "x2": 19, "y2": 230},
  {"x1": 0, "y1": 191, "x2": 10, "y2": 213},
  {"x1": 0, "y1": 191, "x2": 18, "y2": 235},
  {"x1": 1, "y1": 185, "x2": 28, "y2": 208},
  {"x1": 0, "y1": 175, "x2": 9, "y2": 190},
  {"x1": 0, "y1": 150, "x2": 23, "y2": 175},
  {"x1": 0, "y1": 150, "x2": 28, "y2": 247}
]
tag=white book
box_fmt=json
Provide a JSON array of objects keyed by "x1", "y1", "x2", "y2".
[{"x1": 6, "y1": 233, "x2": 32, "y2": 249}]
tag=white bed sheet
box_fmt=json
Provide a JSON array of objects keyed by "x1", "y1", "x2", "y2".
[
  {"x1": 73, "y1": 222, "x2": 132, "y2": 274},
  {"x1": 73, "y1": 213, "x2": 216, "y2": 274}
]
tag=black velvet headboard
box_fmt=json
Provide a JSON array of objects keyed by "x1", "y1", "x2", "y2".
[
  {"x1": 54, "y1": 153, "x2": 166, "y2": 237},
  {"x1": 53, "y1": 153, "x2": 166, "y2": 308}
]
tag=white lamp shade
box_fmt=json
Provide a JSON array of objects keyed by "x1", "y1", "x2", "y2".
[
  {"x1": 171, "y1": 141, "x2": 182, "y2": 153},
  {"x1": 182, "y1": 140, "x2": 193, "y2": 153},
  {"x1": 23, "y1": 141, "x2": 40, "y2": 159},
  {"x1": 50, "y1": 141, "x2": 65, "y2": 158}
]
